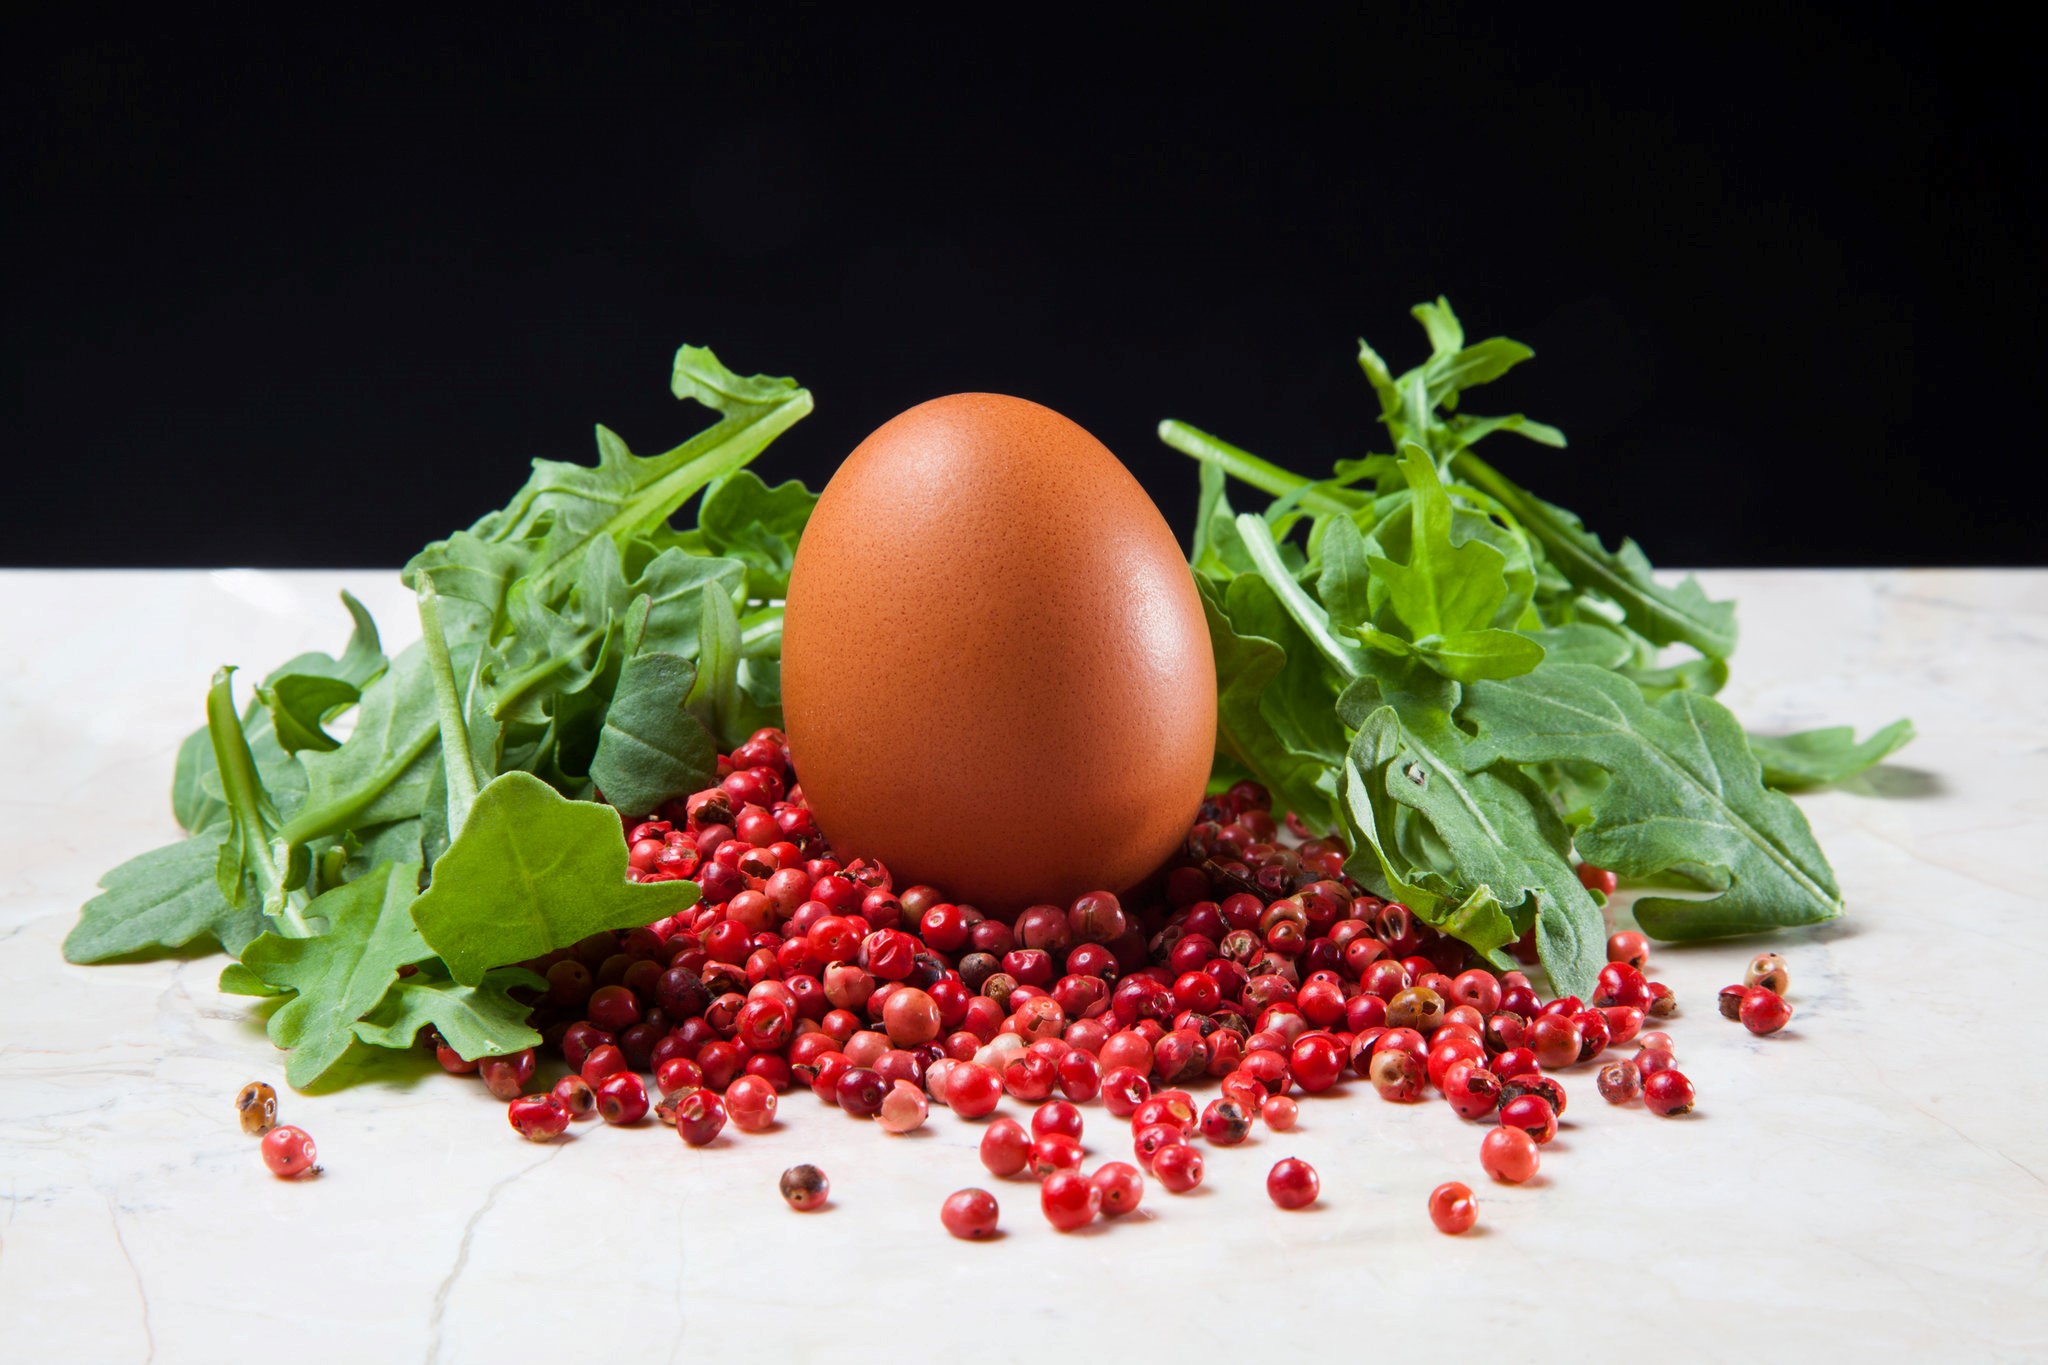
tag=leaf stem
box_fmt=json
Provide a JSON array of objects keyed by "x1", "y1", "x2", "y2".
[
  {"x1": 1158, "y1": 421, "x2": 1366, "y2": 517},
  {"x1": 417, "y1": 583, "x2": 481, "y2": 836},
  {"x1": 206, "y1": 668, "x2": 309, "y2": 936},
  {"x1": 1233, "y1": 514, "x2": 1363, "y2": 679}
]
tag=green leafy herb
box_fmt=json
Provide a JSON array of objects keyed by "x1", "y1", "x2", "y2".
[
  {"x1": 411, "y1": 772, "x2": 699, "y2": 985},
  {"x1": 65, "y1": 834, "x2": 261, "y2": 963},
  {"x1": 590, "y1": 651, "x2": 718, "y2": 817},
  {"x1": 1747, "y1": 720, "x2": 1917, "y2": 789},
  {"x1": 1165, "y1": 298, "x2": 1909, "y2": 985},
  {"x1": 69, "y1": 344, "x2": 809, "y2": 1087},
  {"x1": 234, "y1": 860, "x2": 433, "y2": 1088},
  {"x1": 1462, "y1": 665, "x2": 1843, "y2": 939},
  {"x1": 354, "y1": 962, "x2": 545, "y2": 1062}
]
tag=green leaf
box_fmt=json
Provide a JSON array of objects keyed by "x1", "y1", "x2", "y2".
[
  {"x1": 237, "y1": 860, "x2": 431, "y2": 1088},
  {"x1": 411, "y1": 772, "x2": 700, "y2": 985},
  {"x1": 1424, "y1": 337, "x2": 1535, "y2": 411},
  {"x1": 206, "y1": 668, "x2": 306, "y2": 927},
  {"x1": 1463, "y1": 664, "x2": 1843, "y2": 940},
  {"x1": 1747, "y1": 720, "x2": 1916, "y2": 789},
  {"x1": 402, "y1": 346, "x2": 811, "y2": 639},
  {"x1": 590, "y1": 651, "x2": 718, "y2": 817},
  {"x1": 283, "y1": 644, "x2": 443, "y2": 848},
  {"x1": 1339, "y1": 702, "x2": 1602, "y2": 996},
  {"x1": 486, "y1": 539, "x2": 746, "y2": 726},
  {"x1": 681, "y1": 471, "x2": 818, "y2": 600},
  {"x1": 354, "y1": 964, "x2": 544, "y2": 1062},
  {"x1": 1198, "y1": 578, "x2": 1345, "y2": 834},
  {"x1": 1452, "y1": 451, "x2": 1737, "y2": 659},
  {"x1": 1368, "y1": 448, "x2": 1514, "y2": 640},
  {"x1": 1528, "y1": 622, "x2": 1635, "y2": 669},
  {"x1": 1451, "y1": 412, "x2": 1567, "y2": 450},
  {"x1": 64, "y1": 834, "x2": 262, "y2": 963},
  {"x1": 1411, "y1": 296, "x2": 1465, "y2": 355},
  {"x1": 1314, "y1": 514, "x2": 1373, "y2": 627},
  {"x1": 171, "y1": 726, "x2": 229, "y2": 833},
  {"x1": 262, "y1": 675, "x2": 362, "y2": 753},
  {"x1": 1351, "y1": 448, "x2": 1546, "y2": 683},
  {"x1": 219, "y1": 961, "x2": 284, "y2": 996},
  {"x1": 256, "y1": 592, "x2": 388, "y2": 752}
]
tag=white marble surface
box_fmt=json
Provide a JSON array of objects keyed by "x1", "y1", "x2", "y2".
[{"x1": 2, "y1": 568, "x2": 2044, "y2": 1363}]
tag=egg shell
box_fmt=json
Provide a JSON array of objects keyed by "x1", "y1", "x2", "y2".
[{"x1": 781, "y1": 393, "x2": 1215, "y2": 910}]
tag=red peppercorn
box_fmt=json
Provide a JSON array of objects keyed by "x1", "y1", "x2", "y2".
[
  {"x1": 1498, "y1": 1093, "x2": 1559, "y2": 1145},
  {"x1": 1443, "y1": 1062, "x2": 1503, "y2": 1120},
  {"x1": 1529, "y1": 1014, "x2": 1583, "y2": 1070},
  {"x1": 1598, "y1": 1059, "x2": 1642, "y2": 1104},
  {"x1": 1480, "y1": 1126, "x2": 1539, "y2": 1184},
  {"x1": 1289, "y1": 1033, "x2": 1347, "y2": 1094},
  {"x1": 1029, "y1": 1133, "x2": 1085, "y2": 1178},
  {"x1": 479, "y1": 1048, "x2": 536, "y2": 1101},
  {"x1": 945, "y1": 1062, "x2": 1002, "y2": 1119},
  {"x1": 1429, "y1": 1181, "x2": 1477, "y2": 1234},
  {"x1": 1201, "y1": 1098, "x2": 1254, "y2": 1145},
  {"x1": 1739, "y1": 986, "x2": 1793, "y2": 1036},
  {"x1": 1606, "y1": 930, "x2": 1649, "y2": 969},
  {"x1": 1370, "y1": 1048, "x2": 1426, "y2": 1103},
  {"x1": 261, "y1": 1124, "x2": 319, "y2": 1175},
  {"x1": 1643, "y1": 1069, "x2": 1696, "y2": 1117},
  {"x1": 980, "y1": 1118, "x2": 1031, "y2": 1177},
  {"x1": 942, "y1": 1188, "x2": 1001, "y2": 1239},
  {"x1": 1152, "y1": 1142, "x2": 1205, "y2": 1194},
  {"x1": 1101, "y1": 1065, "x2": 1151, "y2": 1118},
  {"x1": 596, "y1": 1072, "x2": 650, "y2": 1126},
  {"x1": 1261, "y1": 1094, "x2": 1298, "y2": 1130},
  {"x1": 1040, "y1": 1169, "x2": 1102, "y2": 1230},
  {"x1": 1092, "y1": 1161, "x2": 1145, "y2": 1216},
  {"x1": 835, "y1": 1067, "x2": 887, "y2": 1118},
  {"x1": 779, "y1": 1164, "x2": 829, "y2": 1211},
  {"x1": 1056, "y1": 1049, "x2": 1101, "y2": 1103},
  {"x1": 1266, "y1": 1157, "x2": 1319, "y2": 1209},
  {"x1": 550, "y1": 1074, "x2": 597, "y2": 1119},
  {"x1": 725, "y1": 1075, "x2": 778, "y2": 1131},
  {"x1": 674, "y1": 1090, "x2": 726, "y2": 1146},
  {"x1": 1031, "y1": 1100, "x2": 1084, "y2": 1142}
]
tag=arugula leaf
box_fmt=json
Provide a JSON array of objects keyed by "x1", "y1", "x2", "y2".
[
  {"x1": 64, "y1": 834, "x2": 263, "y2": 963},
  {"x1": 1197, "y1": 577, "x2": 1346, "y2": 833},
  {"x1": 1340, "y1": 700, "x2": 1602, "y2": 998},
  {"x1": 1747, "y1": 719, "x2": 1917, "y2": 789},
  {"x1": 1463, "y1": 664, "x2": 1843, "y2": 939},
  {"x1": 171, "y1": 727, "x2": 230, "y2": 834},
  {"x1": 256, "y1": 591, "x2": 388, "y2": 752},
  {"x1": 1348, "y1": 448, "x2": 1547, "y2": 682},
  {"x1": 590, "y1": 651, "x2": 718, "y2": 817},
  {"x1": 1451, "y1": 451, "x2": 1737, "y2": 659},
  {"x1": 677, "y1": 470, "x2": 818, "y2": 600},
  {"x1": 206, "y1": 668, "x2": 307, "y2": 928},
  {"x1": 411, "y1": 772, "x2": 699, "y2": 985},
  {"x1": 403, "y1": 347, "x2": 811, "y2": 637},
  {"x1": 281, "y1": 644, "x2": 444, "y2": 847},
  {"x1": 236, "y1": 860, "x2": 431, "y2": 1087},
  {"x1": 354, "y1": 963, "x2": 544, "y2": 1062}
]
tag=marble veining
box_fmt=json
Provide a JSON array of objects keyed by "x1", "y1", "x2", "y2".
[{"x1": 2, "y1": 568, "x2": 2045, "y2": 1363}]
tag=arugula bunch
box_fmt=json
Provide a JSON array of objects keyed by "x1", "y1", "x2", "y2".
[
  {"x1": 1164, "y1": 300, "x2": 1911, "y2": 999},
  {"x1": 66, "y1": 347, "x2": 816, "y2": 1087}
]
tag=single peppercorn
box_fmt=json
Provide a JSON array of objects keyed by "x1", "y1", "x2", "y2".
[
  {"x1": 779, "y1": 1164, "x2": 830, "y2": 1210},
  {"x1": 236, "y1": 1081, "x2": 277, "y2": 1135}
]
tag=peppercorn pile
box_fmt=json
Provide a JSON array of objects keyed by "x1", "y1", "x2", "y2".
[{"x1": 414, "y1": 728, "x2": 1793, "y2": 1234}]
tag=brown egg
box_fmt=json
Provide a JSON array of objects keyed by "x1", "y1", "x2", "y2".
[{"x1": 781, "y1": 394, "x2": 1215, "y2": 910}]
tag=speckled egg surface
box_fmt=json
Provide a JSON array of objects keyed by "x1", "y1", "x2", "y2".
[{"x1": 780, "y1": 393, "x2": 1215, "y2": 910}]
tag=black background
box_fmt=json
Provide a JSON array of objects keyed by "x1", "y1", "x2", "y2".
[{"x1": 8, "y1": 6, "x2": 2038, "y2": 568}]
